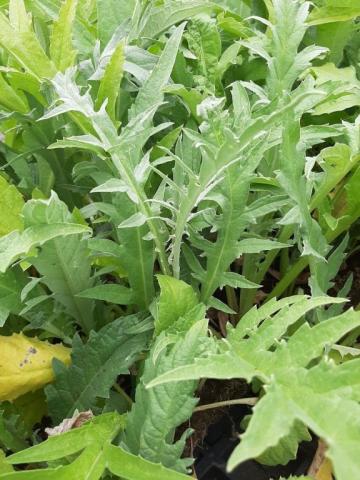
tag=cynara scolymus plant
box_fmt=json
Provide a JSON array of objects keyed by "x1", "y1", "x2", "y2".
[{"x1": 0, "y1": 0, "x2": 359, "y2": 478}]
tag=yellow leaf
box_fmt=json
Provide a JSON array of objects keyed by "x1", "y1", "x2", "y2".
[
  {"x1": 316, "y1": 458, "x2": 333, "y2": 480},
  {"x1": 0, "y1": 334, "x2": 71, "y2": 401}
]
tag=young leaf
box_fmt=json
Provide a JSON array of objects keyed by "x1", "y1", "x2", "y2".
[
  {"x1": 95, "y1": 40, "x2": 125, "y2": 122},
  {"x1": 49, "y1": 0, "x2": 78, "y2": 72},
  {"x1": 129, "y1": 22, "x2": 186, "y2": 120},
  {"x1": 155, "y1": 275, "x2": 199, "y2": 335}
]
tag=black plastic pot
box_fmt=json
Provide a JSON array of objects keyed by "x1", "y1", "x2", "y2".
[{"x1": 194, "y1": 405, "x2": 317, "y2": 480}]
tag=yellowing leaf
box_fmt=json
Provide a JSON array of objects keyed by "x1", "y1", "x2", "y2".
[
  {"x1": 0, "y1": 334, "x2": 71, "y2": 401},
  {"x1": 0, "y1": 177, "x2": 24, "y2": 237},
  {"x1": 316, "y1": 458, "x2": 333, "y2": 480}
]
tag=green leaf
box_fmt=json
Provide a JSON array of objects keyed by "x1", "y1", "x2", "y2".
[
  {"x1": 0, "y1": 194, "x2": 91, "y2": 273},
  {"x1": 97, "y1": 0, "x2": 135, "y2": 46},
  {"x1": 49, "y1": 0, "x2": 78, "y2": 72},
  {"x1": 314, "y1": 21, "x2": 355, "y2": 65},
  {"x1": 123, "y1": 320, "x2": 208, "y2": 473},
  {"x1": 95, "y1": 40, "x2": 125, "y2": 122},
  {"x1": 30, "y1": 235, "x2": 94, "y2": 332},
  {"x1": 46, "y1": 315, "x2": 151, "y2": 422},
  {"x1": 135, "y1": 0, "x2": 222, "y2": 40},
  {"x1": 0, "y1": 177, "x2": 24, "y2": 237},
  {"x1": 185, "y1": 15, "x2": 222, "y2": 91},
  {"x1": 129, "y1": 22, "x2": 186, "y2": 120},
  {"x1": 237, "y1": 238, "x2": 290, "y2": 254},
  {"x1": 8, "y1": 0, "x2": 31, "y2": 32},
  {"x1": 105, "y1": 444, "x2": 191, "y2": 480},
  {"x1": 308, "y1": 0, "x2": 360, "y2": 25},
  {"x1": 0, "y1": 73, "x2": 29, "y2": 113},
  {"x1": 155, "y1": 275, "x2": 199, "y2": 335},
  {"x1": 148, "y1": 297, "x2": 360, "y2": 479},
  {"x1": 0, "y1": 268, "x2": 26, "y2": 326},
  {"x1": 0, "y1": 9, "x2": 55, "y2": 79},
  {"x1": 278, "y1": 118, "x2": 327, "y2": 260},
  {"x1": 309, "y1": 63, "x2": 360, "y2": 114},
  {"x1": 77, "y1": 284, "x2": 133, "y2": 305}
]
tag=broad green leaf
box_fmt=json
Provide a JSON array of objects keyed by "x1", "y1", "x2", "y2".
[
  {"x1": 0, "y1": 268, "x2": 26, "y2": 326},
  {"x1": 46, "y1": 315, "x2": 151, "y2": 422},
  {"x1": 0, "y1": 333, "x2": 70, "y2": 401},
  {"x1": 105, "y1": 444, "x2": 190, "y2": 480},
  {"x1": 49, "y1": 0, "x2": 78, "y2": 72},
  {"x1": 30, "y1": 235, "x2": 94, "y2": 332},
  {"x1": 0, "y1": 73, "x2": 29, "y2": 113},
  {"x1": 237, "y1": 238, "x2": 289, "y2": 254},
  {"x1": 108, "y1": 194, "x2": 155, "y2": 309},
  {"x1": 97, "y1": 0, "x2": 134, "y2": 46},
  {"x1": 0, "y1": 193, "x2": 91, "y2": 273},
  {"x1": 0, "y1": 177, "x2": 24, "y2": 236},
  {"x1": 77, "y1": 284, "x2": 133, "y2": 305},
  {"x1": 155, "y1": 275, "x2": 198, "y2": 335},
  {"x1": 308, "y1": 1, "x2": 360, "y2": 25},
  {"x1": 95, "y1": 40, "x2": 125, "y2": 122},
  {"x1": 314, "y1": 21, "x2": 355, "y2": 65},
  {"x1": 309, "y1": 63, "x2": 360, "y2": 114},
  {"x1": 135, "y1": 0, "x2": 222, "y2": 40}
]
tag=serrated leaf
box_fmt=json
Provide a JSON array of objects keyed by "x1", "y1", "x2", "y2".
[
  {"x1": 129, "y1": 22, "x2": 186, "y2": 120},
  {"x1": 149, "y1": 298, "x2": 360, "y2": 479},
  {"x1": 31, "y1": 235, "x2": 94, "y2": 332},
  {"x1": 49, "y1": 0, "x2": 78, "y2": 72},
  {"x1": 123, "y1": 320, "x2": 208, "y2": 473},
  {"x1": 46, "y1": 315, "x2": 151, "y2": 422},
  {"x1": 0, "y1": 412, "x2": 190, "y2": 479},
  {"x1": 0, "y1": 334, "x2": 70, "y2": 401},
  {"x1": 0, "y1": 207, "x2": 90, "y2": 275}
]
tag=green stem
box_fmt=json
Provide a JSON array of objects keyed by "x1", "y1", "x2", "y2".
[
  {"x1": 111, "y1": 152, "x2": 171, "y2": 276},
  {"x1": 194, "y1": 397, "x2": 258, "y2": 413}
]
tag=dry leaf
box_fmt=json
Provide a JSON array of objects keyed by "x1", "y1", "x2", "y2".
[
  {"x1": 0, "y1": 333, "x2": 71, "y2": 401},
  {"x1": 45, "y1": 410, "x2": 94, "y2": 436}
]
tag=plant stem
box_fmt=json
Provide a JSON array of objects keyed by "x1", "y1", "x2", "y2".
[
  {"x1": 113, "y1": 383, "x2": 133, "y2": 407},
  {"x1": 194, "y1": 397, "x2": 258, "y2": 413}
]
